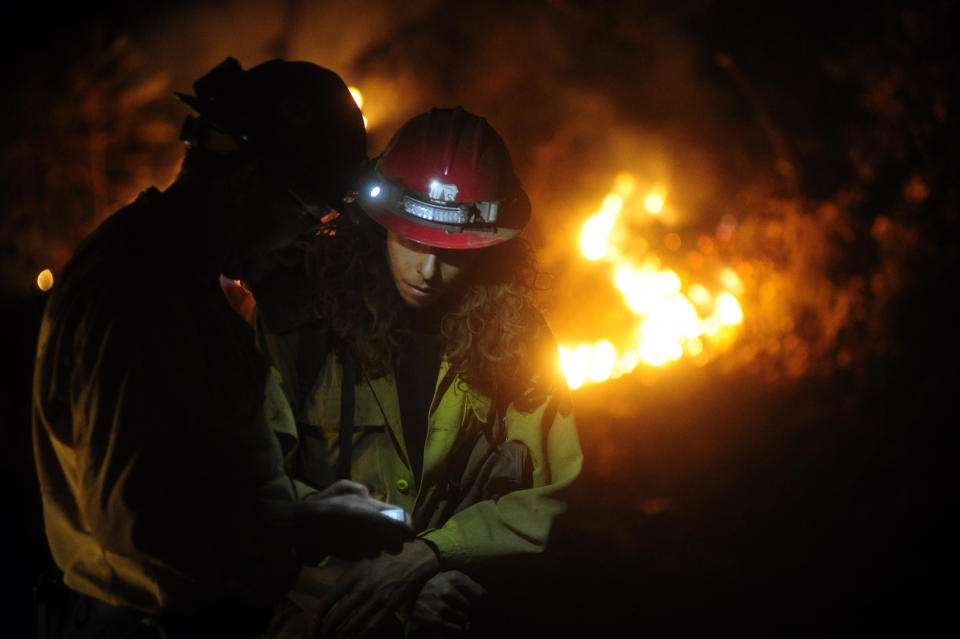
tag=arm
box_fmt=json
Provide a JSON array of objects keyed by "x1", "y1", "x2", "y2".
[
  {"x1": 295, "y1": 539, "x2": 441, "y2": 638},
  {"x1": 407, "y1": 340, "x2": 581, "y2": 637},
  {"x1": 47, "y1": 290, "x2": 300, "y2": 607},
  {"x1": 421, "y1": 392, "x2": 582, "y2": 569},
  {"x1": 295, "y1": 398, "x2": 579, "y2": 639},
  {"x1": 46, "y1": 287, "x2": 407, "y2": 608},
  {"x1": 420, "y1": 328, "x2": 584, "y2": 573}
]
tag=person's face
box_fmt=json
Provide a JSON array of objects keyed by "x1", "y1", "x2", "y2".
[
  {"x1": 386, "y1": 230, "x2": 480, "y2": 310},
  {"x1": 227, "y1": 173, "x2": 330, "y2": 282},
  {"x1": 243, "y1": 188, "x2": 327, "y2": 255}
]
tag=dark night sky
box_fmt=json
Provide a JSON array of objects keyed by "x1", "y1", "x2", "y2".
[{"x1": 2, "y1": 1, "x2": 957, "y2": 636}]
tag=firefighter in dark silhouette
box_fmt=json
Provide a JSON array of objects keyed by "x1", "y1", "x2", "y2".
[{"x1": 32, "y1": 58, "x2": 411, "y2": 639}]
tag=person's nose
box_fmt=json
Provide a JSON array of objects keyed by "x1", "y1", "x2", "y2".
[{"x1": 419, "y1": 253, "x2": 439, "y2": 282}]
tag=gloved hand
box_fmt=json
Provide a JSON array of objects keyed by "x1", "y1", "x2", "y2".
[
  {"x1": 411, "y1": 570, "x2": 487, "y2": 637},
  {"x1": 310, "y1": 478, "x2": 374, "y2": 501},
  {"x1": 291, "y1": 480, "x2": 412, "y2": 562},
  {"x1": 297, "y1": 539, "x2": 441, "y2": 638}
]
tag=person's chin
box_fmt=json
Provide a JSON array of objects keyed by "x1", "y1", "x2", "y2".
[
  {"x1": 400, "y1": 282, "x2": 441, "y2": 308},
  {"x1": 401, "y1": 293, "x2": 430, "y2": 309}
]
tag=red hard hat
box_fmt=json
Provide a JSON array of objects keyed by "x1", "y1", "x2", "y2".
[{"x1": 357, "y1": 107, "x2": 530, "y2": 249}]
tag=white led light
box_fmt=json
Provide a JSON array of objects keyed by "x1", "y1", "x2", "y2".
[{"x1": 369, "y1": 185, "x2": 382, "y2": 198}]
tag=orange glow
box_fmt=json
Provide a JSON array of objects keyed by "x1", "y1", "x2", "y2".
[
  {"x1": 687, "y1": 338, "x2": 704, "y2": 356},
  {"x1": 560, "y1": 174, "x2": 746, "y2": 388},
  {"x1": 697, "y1": 235, "x2": 715, "y2": 254},
  {"x1": 613, "y1": 172, "x2": 636, "y2": 197},
  {"x1": 715, "y1": 292, "x2": 744, "y2": 325},
  {"x1": 579, "y1": 194, "x2": 623, "y2": 260},
  {"x1": 688, "y1": 284, "x2": 710, "y2": 306},
  {"x1": 37, "y1": 269, "x2": 54, "y2": 291},
  {"x1": 643, "y1": 192, "x2": 664, "y2": 214},
  {"x1": 347, "y1": 87, "x2": 367, "y2": 128},
  {"x1": 620, "y1": 350, "x2": 640, "y2": 372},
  {"x1": 348, "y1": 86, "x2": 364, "y2": 109},
  {"x1": 720, "y1": 267, "x2": 744, "y2": 294},
  {"x1": 702, "y1": 317, "x2": 720, "y2": 336},
  {"x1": 558, "y1": 345, "x2": 590, "y2": 390},
  {"x1": 586, "y1": 340, "x2": 617, "y2": 382},
  {"x1": 337, "y1": 85, "x2": 751, "y2": 391}
]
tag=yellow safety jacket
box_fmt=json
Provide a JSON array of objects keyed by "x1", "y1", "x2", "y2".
[{"x1": 255, "y1": 315, "x2": 583, "y2": 570}]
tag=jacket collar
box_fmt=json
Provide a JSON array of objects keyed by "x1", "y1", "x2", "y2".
[{"x1": 443, "y1": 362, "x2": 493, "y2": 424}]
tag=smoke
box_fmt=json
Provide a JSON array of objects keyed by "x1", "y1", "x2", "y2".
[{"x1": 2, "y1": 0, "x2": 953, "y2": 392}]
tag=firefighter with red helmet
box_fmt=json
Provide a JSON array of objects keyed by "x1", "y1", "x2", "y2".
[
  {"x1": 32, "y1": 58, "x2": 412, "y2": 639},
  {"x1": 255, "y1": 107, "x2": 583, "y2": 637},
  {"x1": 357, "y1": 107, "x2": 530, "y2": 250}
]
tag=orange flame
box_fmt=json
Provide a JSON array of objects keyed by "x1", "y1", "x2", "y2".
[
  {"x1": 559, "y1": 174, "x2": 744, "y2": 389},
  {"x1": 348, "y1": 86, "x2": 368, "y2": 128}
]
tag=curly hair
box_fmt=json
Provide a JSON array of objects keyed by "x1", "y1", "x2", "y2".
[{"x1": 304, "y1": 214, "x2": 541, "y2": 399}]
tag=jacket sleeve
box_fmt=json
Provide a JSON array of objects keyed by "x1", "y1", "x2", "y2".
[
  {"x1": 419, "y1": 330, "x2": 583, "y2": 570},
  {"x1": 249, "y1": 306, "x2": 322, "y2": 500}
]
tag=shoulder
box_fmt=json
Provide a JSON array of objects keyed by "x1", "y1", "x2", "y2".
[
  {"x1": 510, "y1": 306, "x2": 568, "y2": 407},
  {"x1": 251, "y1": 304, "x2": 331, "y2": 408},
  {"x1": 521, "y1": 305, "x2": 561, "y2": 369},
  {"x1": 51, "y1": 190, "x2": 171, "y2": 307},
  {"x1": 43, "y1": 197, "x2": 205, "y2": 362}
]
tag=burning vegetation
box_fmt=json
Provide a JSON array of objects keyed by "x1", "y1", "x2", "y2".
[
  {"x1": 560, "y1": 172, "x2": 744, "y2": 388},
  {"x1": 5, "y1": 0, "x2": 942, "y2": 395}
]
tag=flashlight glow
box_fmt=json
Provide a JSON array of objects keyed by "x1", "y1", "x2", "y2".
[{"x1": 370, "y1": 185, "x2": 382, "y2": 198}]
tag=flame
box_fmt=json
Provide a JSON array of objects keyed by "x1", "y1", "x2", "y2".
[
  {"x1": 295, "y1": 91, "x2": 741, "y2": 390},
  {"x1": 37, "y1": 268, "x2": 54, "y2": 291},
  {"x1": 348, "y1": 86, "x2": 364, "y2": 109},
  {"x1": 714, "y1": 292, "x2": 743, "y2": 325},
  {"x1": 559, "y1": 174, "x2": 745, "y2": 389},
  {"x1": 720, "y1": 267, "x2": 743, "y2": 294},
  {"x1": 347, "y1": 86, "x2": 368, "y2": 128},
  {"x1": 644, "y1": 192, "x2": 664, "y2": 214},
  {"x1": 579, "y1": 194, "x2": 622, "y2": 260}
]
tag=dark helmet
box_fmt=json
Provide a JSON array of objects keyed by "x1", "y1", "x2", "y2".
[
  {"x1": 357, "y1": 107, "x2": 530, "y2": 249},
  {"x1": 176, "y1": 57, "x2": 366, "y2": 210}
]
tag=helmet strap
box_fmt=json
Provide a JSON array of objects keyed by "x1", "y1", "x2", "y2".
[{"x1": 180, "y1": 116, "x2": 241, "y2": 155}]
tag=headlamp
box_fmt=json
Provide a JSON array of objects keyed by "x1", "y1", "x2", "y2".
[{"x1": 360, "y1": 169, "x2": 500, "y2": 233}]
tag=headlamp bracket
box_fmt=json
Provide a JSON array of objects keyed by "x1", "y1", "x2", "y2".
[{"x1": 361, "y1": 168, "x2": 501, "y2": 234}]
